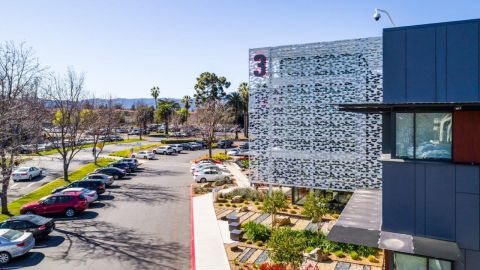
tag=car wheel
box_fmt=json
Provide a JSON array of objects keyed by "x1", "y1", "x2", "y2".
[
  {"x1": 65, "y1": 208, "x2": 75, "y2": 218},
  {"x1": 29, "y1": 175, "x2": 32, "y2": 181},
  {"x1": 113, "y1": 175, "x2": 119, "y2": 180},
  {"x1": 0, "y1": 252, "x2": 11, "y2": 265},
  {"x1": 200, "y1": 178, "x2": 207, "y2": 183},
  {"x1": 39, "y1": 170, "x2": 42, "y2": 176},
  {"x1": 25, "y1": 211, "x2": 34, "y2": 215}
]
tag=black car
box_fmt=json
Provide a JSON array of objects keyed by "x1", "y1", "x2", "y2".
[
  {"x1": 115, "y1": 161, "x2": 136, "y2": 172},
  {"x1": 94, "y1": 167, "x2": 126, "y2": 180},
  {"x1": 195, "y1": 141, "x2": 208, "y2": 149},
  {"x1": 107, "y1": 162, "x2": 131, "y2": 173},
  {"x1": 239, "y1": 142, "x2": 249, "y2": 150},
  {"x1": 0, "y1": 214, "x2": 55, "y2": 240},
  {"x1": 217, "y1": 140, "x2": 233, "y2": 149},
  {"x1": 181, "y1": 143, "x2": 193, "y2": 151},
  {"x1": 119, "y1": 158, "x2": 139, "y2": 167},
  {"x1": 53, "y1": 180, "x2": 106, "y2": 195}
]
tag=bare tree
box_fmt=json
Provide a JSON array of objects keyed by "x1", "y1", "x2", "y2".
[
  {"x1": 192, "y1": 100, "x2": 230, "y2": 158},
  {"x1": 43, "y1": 69, "x2": 89, "y2": 182},
  {"x1": 87, "y1": 96, "x2": 121, "y2": 165},
  {"x1": 0, "y1": 42, "x2": 45, "y2": 214},
  {"x1": 134, "y1": 104, "x2": 154, "y2": 140}
]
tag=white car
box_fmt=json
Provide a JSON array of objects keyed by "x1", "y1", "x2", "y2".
[
  {"x1": 11, "y1": 167, "x2": 42, "y2": 182},
  {"x1": 56, "y1": 188, "x2": 98, "y2": 203},
  {"x1": 194, "y1": 169, "x2": 232, "y2": 183},
  {"x1": 227, "y1": 149, "x2": 242, "y2": 156},
  {"x1": 131, "y1": 151, "x2": 155, "y2": 159},
  {"x1": 190, "y1": 161, "x2": 215, "y2": 173},
  {"x1": 192, "y1": 164, "x2": 226, "y2": 175},
  {"x1": 153, "y1": 146, "x2": 174, "y2": 155},
  {"x1": 170, "y1": 144, "x2": 183, "y2": 153}
]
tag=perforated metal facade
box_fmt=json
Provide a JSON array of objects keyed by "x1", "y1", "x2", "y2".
[{"x1": 248, "y1": 37, "x2": 383, "y2": 191}]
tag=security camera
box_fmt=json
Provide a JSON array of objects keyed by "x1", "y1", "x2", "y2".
[{"x1": 373, "y1": 10, "x2": 381, "y2": 21}]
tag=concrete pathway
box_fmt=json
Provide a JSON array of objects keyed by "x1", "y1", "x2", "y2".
[
  {"x1": 224, "y1": 162, "x2": 250, "y2": 187},
  {"x1": 193, "y1": 193, "x2": 230, "y2": 270}
]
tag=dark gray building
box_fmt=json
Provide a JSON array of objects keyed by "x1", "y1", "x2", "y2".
[{"x1": 329, "y1": 19, "x2": 480, "y2": 270}]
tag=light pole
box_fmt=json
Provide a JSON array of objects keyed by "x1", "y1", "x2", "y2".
[{"x1": 373, "y1": 8, "x2": 396, "y2": 26}]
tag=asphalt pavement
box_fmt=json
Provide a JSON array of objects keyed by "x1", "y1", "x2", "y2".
[{"x1": 4, "y1": 149, "x2": 206, "y2": 270}]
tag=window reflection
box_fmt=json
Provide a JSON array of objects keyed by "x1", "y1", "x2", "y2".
[
  {"x1": 415, "y1": 113, "x2": 452, "y2": 159},
  {"x1": 395, "y1": 113, "x2": 414, "y2": 158}
]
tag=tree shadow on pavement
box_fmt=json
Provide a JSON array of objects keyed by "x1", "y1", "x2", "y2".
[
  {"x1": 108, "y1": 183, "x2": 179, "y2": 204},
  {"x1": 1, "y1": 252, "x2": 45, "y2": 269},
  {"x1": 53, "y1": 220, "x2": 189, "y2": 270}
]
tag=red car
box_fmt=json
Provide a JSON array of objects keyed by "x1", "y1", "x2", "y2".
[{"x1": 20, "y1": 193, "x2": 89, "y2": 218}]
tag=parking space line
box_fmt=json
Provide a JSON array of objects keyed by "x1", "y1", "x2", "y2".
[
  {"x1": 26, "y1": 182, "x2": 38, "y2": 188},
  {"x1": 11, "y1": 183, "x2": 19, "y2": 188}
]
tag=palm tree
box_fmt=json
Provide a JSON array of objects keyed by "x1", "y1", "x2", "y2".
[
  {"x1": 226, "y1": 92, "x2": 243, "y2": 139},
  {"x1": 150, "y1": 86, "x2": 160, "y2": 109},
  {"x1": 181, "y1": 95, "x2": 192, "y2": 122},
  {"x1": 155, "y1": 99, "x2": 180, "y2": 136},
  {"x1": 238, "y1": 82, "x2": 249, "y2": 138}
]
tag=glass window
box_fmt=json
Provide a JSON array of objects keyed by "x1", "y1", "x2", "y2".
[
  {"x1": 415, "y1": 113, "x2": 452, "y2": 159},
  {"x1": 396, "y1": 113, "x2": 414, "y2": 158},
  {"x1": 395, "y1": 253, "x2": 427, "y2": 270},
  {"x1": 429, "y1": 258, "x2": 452, "y2": 270}
]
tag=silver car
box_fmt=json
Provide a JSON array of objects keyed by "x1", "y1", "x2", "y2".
[
  {"x1": 0, "y1": 229, "x2": 35, "y2": 264},
  {"x1": 83, "y1": 173, "x2": 114, "y2": 186}
]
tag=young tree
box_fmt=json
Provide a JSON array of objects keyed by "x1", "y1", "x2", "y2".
[
  {"x1": 267, "y1": 227, "x2": 305, "y2": 270},
  {"x1": 194, "y1": 72, "x2": 230, "y2": 106},
  {"x1": 238, "y1": 82, "x2": 249, "y2": 138},
  {"x1": 155, "y1": 99, "x2": 180, "y2": 136},
  {"x1": 0, "y1": 42, "x2": 45, "y2": 214},
  {"x1": 263, "y1": 190, "x2": 288, "y2": 229},
  {"x1": 43, "y1": 69, "x2": 89, "y2": 182},
  {"x1": 191, "y1": 100, "x2": 229, "y2": 158},
  {"x1": 134, "y1": 104, "x2": 154, "y2": 139},
  {"x1": 302, "y1": 191, "x2": 329, "y2": 233}
]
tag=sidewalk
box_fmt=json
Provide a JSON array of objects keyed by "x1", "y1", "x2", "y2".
[
  {"x1": 193, "y1": 193, "x2": 231, "y2": 270},
  {"x1": 224, "y1": 162, "x2": 250, "y2": 188}
]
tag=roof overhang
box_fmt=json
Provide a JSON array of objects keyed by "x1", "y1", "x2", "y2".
[
  {"x1": 338, "y1": 102, "x2": 480, "y2": 113},
  {"x1": 327, "y1": 189, "x2": 463, "y2": 262}
]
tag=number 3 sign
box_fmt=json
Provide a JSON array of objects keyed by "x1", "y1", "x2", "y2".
[{"x1": 253, "y1": 54, "x2": 267, "y2": 77}]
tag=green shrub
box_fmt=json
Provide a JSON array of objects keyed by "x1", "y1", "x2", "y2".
[
  {"x1": 257, "y1": 206, "x2": 263, "y2": 210},
  {"x1": 243, "y1": 221, "x2": 271, "y2": 242},
  {"x1": 160, "y1": 139, "x2": 198, "y2": 144},
  {"x1": 289, "y1": 210, "x2": 297, "y2": 214},
  {"x1": 292, "y1": 205, "x2": 299, "y2": 210},
  {"x1": 225, "y1": 203, "x2": 231, "y2": 207},
  {"x1": 218, "y1": 203, "x2": 224, "y2": 206},
  {"x1": 305, "y1": 246, "x2": 315, "y2": 253},
  {"x1": 255, "y1": 240, "x2": 264, "y2": 247},
  {"x1": 368, "y1": 255, "x2": 378, "y2": 263},
  {"x1": 334, "y1": 250, "x2": 345, "y2": 258},
  {"x1": 234, "y1": 260, "x2": 240, "y2": 266},
  {"x1": 254, "y1": 201, "x2": 260, "y2": 205},
  {"x1": 240, "y1": 159, "x2": 250, "y2": 169},
  {"x1": 246, "y1": 240, "x2": 253, "y2": 244},
  {"x1": 349, "y1": 251, "x2": 360, "y2": 260},
  {"x1": 223, "y1": 188, "x2": 262, "y2": 201}
]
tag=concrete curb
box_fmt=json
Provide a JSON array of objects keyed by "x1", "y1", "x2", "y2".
[{"x1": 190, "y1": 184, "x2": 196, "y2": 270}]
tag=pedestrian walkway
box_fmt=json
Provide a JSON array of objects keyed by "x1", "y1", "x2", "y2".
[
  {"x1": 193, "y1": 193, "x2": 230, "y2": 270},
  {"x1": 224, "y1": 162, "x2": 250, "y2": 187}
]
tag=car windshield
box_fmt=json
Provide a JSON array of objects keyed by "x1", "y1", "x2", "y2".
[{"x1": 1, "y1": 229, "x2": 23, "y2": 240}]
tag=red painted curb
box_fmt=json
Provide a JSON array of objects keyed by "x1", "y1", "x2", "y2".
[{"x1": 190, "y1": 184, "x2": 196, "y2": 270}]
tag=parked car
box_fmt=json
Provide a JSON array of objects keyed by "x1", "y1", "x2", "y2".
[
  {"x1": 11, "y1": 167, "x2": 42, "y2": 182},
  {"x1": 94, "y1": 167, "x2": 126, "y2": 180},
  {"x1": 55, "y1": 188, "x2": 98, "y2": 203},
  {"x1": 170, "y1": 144, "x2": 183, "y2": 153},
  {"x1": 118, "y1": 158, "x2": 139, "y2": 169},
  {"x1": 0, "y1": 215, "x2": 55, "y2": 240},
  {"x1": 181, "y1": 143, "x2": 193, "y2": 151},
  {"x1": 131, "y1": 151, "x2": 155, "y2": 159},
  {"x1": 52, "y1": 180, "x2": 106, "y2": 195},
  {"x1": 192, "y1": 163, "x2": 226, "y2": 174},
  {"x1": 238, "y1": 142, "x2": 249, "y2": 150},
  {"x1": 193, "y1": 169, "x2": 232, "y2": 183},
  {"x1": 188, "y1": 142, "x2": 203, "y2": 151},
  {"x1": 153, "y1": 146, "x2": 174, "y2": 155},
  {"x1": 0, "y1": 229, "x2": 35, "y2": 264},
  {"x1": 20, "y1": 193, "x2": 89, "y2": 218},
  {"x1": 195, "y1": 141, "x2": 208, "y2": 149},
  {"x1": 227, "y1": 149, "x2": 241, "y2": 156},
  {"x1": 83, "y1": 173, "x2": 114, "y2": 186},
  {"x1": 113, "y1": 161, "x2": 136, "y2": 172},
  {"x1": 107, "y1": 162, "x2": 130, "y2": 173},
  {"x1": 217, "y1": 140, "x2": 234, "y2": 149}
]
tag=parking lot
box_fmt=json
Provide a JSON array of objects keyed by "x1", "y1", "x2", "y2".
[{"x1": 4, "y1": 148, "x2": 205, "y2": 270}]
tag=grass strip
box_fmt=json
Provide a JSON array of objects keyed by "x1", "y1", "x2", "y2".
[
  {"x1": 108, "y1": 143, "x2": 164, "y2": 158},
  {"x1": 0, "y1": 157, "x2": 115, "y2": 221},
  {"x1": 33, "y1": 138, "x2": 144, "y2": 156}
]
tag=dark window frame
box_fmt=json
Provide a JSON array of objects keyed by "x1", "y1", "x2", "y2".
[
  {"x1": 393, "y1": 251, "x2": 453, "y2": 270},
  {"x1": 392, "y1": 111, "x2": 453, "y2": 162}
]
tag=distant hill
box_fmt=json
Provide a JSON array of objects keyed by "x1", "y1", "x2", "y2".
[{"x1": 87, "y1": 98, "x2": 194, "y2": 110}]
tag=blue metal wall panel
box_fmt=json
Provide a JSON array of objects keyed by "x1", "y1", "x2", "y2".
[
  {"x1": 446, "y1": 22, "x2": 479, "y2": 101},
  {"x1": 415, "y1": 164, "x2": 426, "y2": 235},
  {"x1": 406, "y1": 28, "x2": 436, "y2": 102},
  {"x1": 466, "y1": 249, "x2": 480, "y2": 270},
  {"x1": 382, "y1": 162, "x2": 415, "y2": 234},
  {"x1": 456, "y1": 193, "x2": 480, "y2": 250},
  {"x1": 456, "y1": 165, "x2": 480, "y2": 194},
  {"x1": 425, "y1": 164, "x2": 456, "y2": 240},
  {"x1": 436, "y1": 26, "x2": 447, "y2": 102},
  {"x1": 383, "y1": 30, "x2": 406, "y2": 103}
]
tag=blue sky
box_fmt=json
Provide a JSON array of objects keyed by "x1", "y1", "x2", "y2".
[{"x1": 1, "y1": 1, "x2": 479, "y2": 99}]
